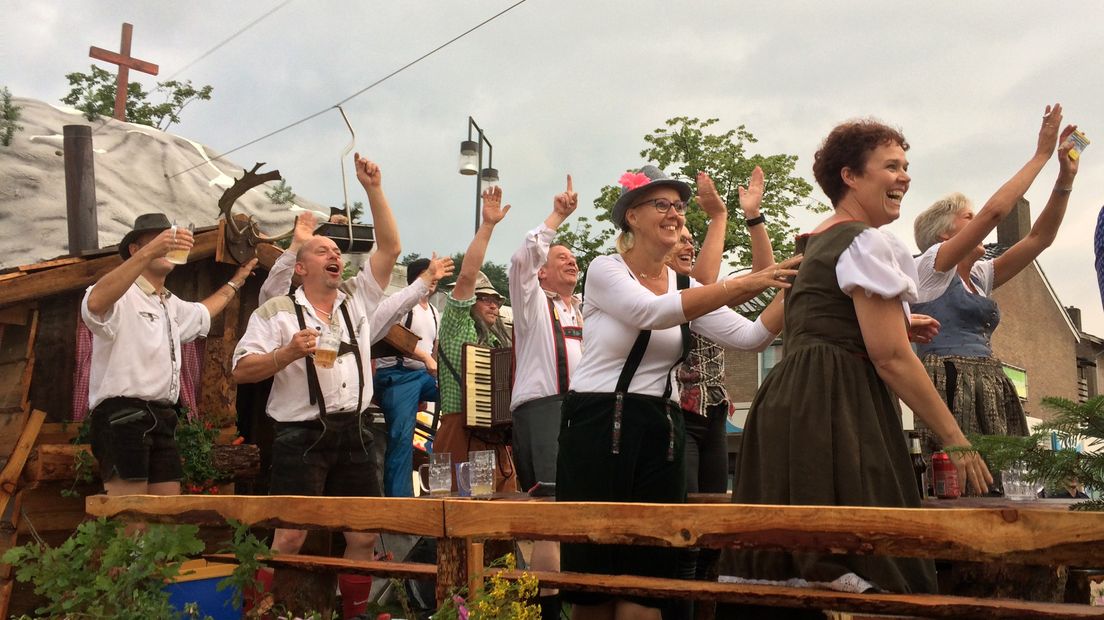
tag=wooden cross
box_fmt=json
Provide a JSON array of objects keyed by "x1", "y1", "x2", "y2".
[{"x1": 88, "y1": 23, "x2": 159, "y2": 121}]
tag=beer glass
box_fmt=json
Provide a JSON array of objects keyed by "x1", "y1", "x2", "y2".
[
  {"x1": 418, "y1": 453, "x2": 452, "y2": 496},
  {"x1": 165, "y1": 222, "x2": 194, "y2": 265},
  {"x1": 469, "y1": 449, "x2": 495, "y2": 498},
  {"x1": 314, "y1": 327, "x2": 340, "y2": 369},
  {"x1": 1001, "y1": 463, "x2": 1036, "y2": 501}
]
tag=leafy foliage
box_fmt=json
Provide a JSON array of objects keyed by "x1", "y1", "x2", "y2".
[
  {"x1": 3, "y1": 518, "x2": 207, "y2": 620},
  {"x1": 60, "y1": 65, "x2": 213, "y2": 130},
  {"x1": 176, "y1": 415, "x2": 229, "y2": 494},
  {"x1": 265, "y1": 179, "x2": 297, "y2": 206},
  {"x1": 439, "y1": 253, "x2": 511, "y2": 305},
  {"x1": 562, "y1": 116, "x2": 823, "y2": 276},
  {"x1": 216, "y1": 519, "x2": 272, "y2": 614},
  {"x1": 432, "y1": 554, "x2": 539, "y2": 620},
  {"x1": 1, "y1": 86, "x2": 23, "y2": 146},
  {"x1": 958, "y1": 395, "x2": 1104, "y2": 510}
]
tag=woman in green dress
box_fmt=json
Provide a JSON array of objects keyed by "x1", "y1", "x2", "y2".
[{"x1": 717, "y1": 120, "x2": 992, "y2": 619}]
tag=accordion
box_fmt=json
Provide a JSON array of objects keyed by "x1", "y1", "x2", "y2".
[{"x1": 461, "y1": 343, "x2": 514, "y2": 429}]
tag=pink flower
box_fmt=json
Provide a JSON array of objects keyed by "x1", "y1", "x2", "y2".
[
  {"x1": 453, "y1": 595, "x2": 469, "y2": 620},
  {"x1": 619, "y1": 171, "x2": 651, "y2": 191}
]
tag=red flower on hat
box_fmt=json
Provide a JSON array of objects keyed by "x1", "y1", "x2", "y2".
[{"x1": 619, "y1": 171, "x2": 651, "y2": 191}]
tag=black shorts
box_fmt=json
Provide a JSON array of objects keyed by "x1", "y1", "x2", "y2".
[
  {"x1": 556, "y1": 391, "x2": 686, "y2": 609},
  {"x1": 512, "y1": 394, "x2": 564, "y2": 491},
  {"x1": 89, "y1": 397, "x2": 183, "y2": 484},
  {"x1": 268, "y1": 412, "x2": 381, "y2": 497}
]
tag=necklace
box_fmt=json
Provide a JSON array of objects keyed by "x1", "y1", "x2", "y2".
[
  {"x1": 311, "y1": 303, "x2": 333, "y2": 319},
  {"x1": 637, "y1": 267, "x2": 666, "y2": 280}
]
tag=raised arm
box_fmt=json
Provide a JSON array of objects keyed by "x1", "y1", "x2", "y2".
[
  {"x1": 510, "y1": 175, "x2": 577, "y2": 296},
  {"x1": 690, "y1": 171, "x2": 729, "y2": 284},
  {"x1": 258, "y1": 212, "x2": 318, "y2": 305},
  {"x1": 853, "y1": 291, "x2": 992, "y2": 494},
  {"x1": 85, "y1": 228, "x2": 192, "y2": 317},
  {"x1": 200, "y1": 258, "x2": 259, "y2": 318},
  {"x1": 454, "y1": 186, "x2": 510, "y2": 300},
  {"x1": 992, "y1": 125, "x2": 1080, "y2": 287},
  {"x1": 355, "y1": 153, "x2": 401, "y2": 290},
  {"x1": 934, "y1": 104, "x2": 1064, "y2": 272}
]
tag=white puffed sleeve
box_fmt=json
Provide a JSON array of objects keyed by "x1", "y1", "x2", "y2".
[{"x1": 836, "y1": 228, "x2": 919, "y2": 303}]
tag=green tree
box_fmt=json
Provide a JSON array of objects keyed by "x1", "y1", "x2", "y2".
[
  {"x1": 265, "y1": 179, "x2": 296, "y2": 206},
  {"x1": 60, "y1": 65, "x2": 213, "y2": 131},
  {"x1": 400, "y1": 252, "x2": 424, "y2": 265},
  {"x1": 562, "y1": 116, "x2": 824, "y2": 274},
  {"x1": 0, "y1": 86, "x2": 23, "y2": 147}
]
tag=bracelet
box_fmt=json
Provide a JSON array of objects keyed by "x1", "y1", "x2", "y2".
[
  {"x1": 271, "y1": 349, "x2": 281, "y2": 371},
  {"x1": 226, "y1": 280, "x2": 241, "y2": 292},
  {"x1": 721, "y1": 279, "x2": 730, "y2": 293},
  {"x1": 1053, "y1": 187, "x2": 1073, "y2": 194},
  {"x1": 745, "y1": 214, "x2": 766, "y2": 228}
]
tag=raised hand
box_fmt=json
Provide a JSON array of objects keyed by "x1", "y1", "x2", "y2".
[
  {"x1": 553, "y1": 174, "x2": 579, "y2": 219},
  {"x1": 354, "y1": 152, "x2": 382, "y2": 188},
  {"x1": 697, "y1": 171, "x2": 728, "y2": 220},
  {"x1": 908, "y1": 313, "x2": 941, "y2": 344},
  {"x1": 292, "y1": 211, "x2": 318, "y2": 249},
  {"x1": 1035, "y1": 103, "x2": 1064, "y2": 158},
  {"x1": 233, "y1": 258, "x2": 260, "y2": 287},
  {"x1": 737, "y1": 166, "x2": 765, "y2": 218},
  {"x1": 421, "y1": 252, "x2": 456, "y2": 284},
  {"x1": 481, "y1": 186, "x2": 511, "y2": 226},
  {"x1": 140, "y1": 227, "x2": 192, "y2": 261},
  {"x1": 1057, "y1": 124, "x2": 1081, "y2": 181}
]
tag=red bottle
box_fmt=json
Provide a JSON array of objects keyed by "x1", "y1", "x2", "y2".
[{"x1": 931, "y1": 451, "x2": 960, "y2": 499}]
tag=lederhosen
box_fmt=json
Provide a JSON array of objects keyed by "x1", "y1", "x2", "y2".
[{"x1": 556, "y1": 274, "x2": 691, "y2": 609}]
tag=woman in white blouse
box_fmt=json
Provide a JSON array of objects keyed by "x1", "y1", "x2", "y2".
[
  {"x1": 556, "y1": 165, "x2": 798, "y2": 620},
  {"x1": 717, "y1": 120, "x2": 991, "y2": 620},
  {"x1": 911, "y1": 104, "x2": 1079, "y2": 455}
]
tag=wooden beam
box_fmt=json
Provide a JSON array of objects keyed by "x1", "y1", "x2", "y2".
[
  {"x1": 488, "y1": 569, "x2": 1104, "y2": 619},
  {"x1": 205, "y1": 553, "x2": 436, "y2": 580},
  {"x1": 0, "y1": 230, "x2": 218, "y2": 308},
  {"x1": 85, "y1": 494, "x2": 446, "y2": 537},
  {"x1": 442, "y1": 500, "x2": 1104, "y2": 566},
  {"x1": 437, "y1": 537, "x2": 467, "y2": 606},
  {"x1": 0, "y1": 411, "x2": 45, "y2": 516},
  {"x1": 24, "y1": 443, "x2": 259, "y2": 483}
]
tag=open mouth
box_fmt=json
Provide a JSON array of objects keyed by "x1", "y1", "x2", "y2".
[
  {"x1": 325, "y1": 263, "x2": 341, "y2": 275},
  {"x1": 886, "y1": 190, "x2": 905, "y2": 205}
]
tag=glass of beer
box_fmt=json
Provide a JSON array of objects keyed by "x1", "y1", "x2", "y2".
[
  {"x1": 418, "y1": 453, "x2": 452, "y2": 496},
  {"x1": 470, "y1": 449, "x2": 496, "y2": 498},
  {"x1": 314, "y1": 327, "x2": 340, "y2": 369},
  {"x1": 165, "y1": 222, "x2": 194, "y2": 265}
]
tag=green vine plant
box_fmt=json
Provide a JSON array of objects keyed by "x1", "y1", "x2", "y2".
[{"x1": 953, "y1": 395, "x2": 1104, "y2": 511}]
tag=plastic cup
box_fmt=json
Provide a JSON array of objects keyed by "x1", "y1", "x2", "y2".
[{"x1": 165, "y1": 223, "x2": 194, "y2": 265}]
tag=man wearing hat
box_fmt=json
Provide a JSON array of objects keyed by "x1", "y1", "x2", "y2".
[
  {"x1": 81, "y1": 213, "x2": 257, "y2": 498},
  {"x1": 372, "y1": 256, "x2": 446, "y2": 497},
  {"x1": 433, "y1": 186, "x2": 517, "y2": 493}
]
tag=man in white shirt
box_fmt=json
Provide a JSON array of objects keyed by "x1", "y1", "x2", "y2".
[
  {"x1": 507, "y1": 175, "x2": 581, "y2": 618},
  {"x1": 231, "y1": 153, "x2": 400, "y2": 619},
  {"x1": 374, "y1": 257, "x2": 442, "y2": 497},
  {"x1": 82, "y1": 213, "x2": 257, "y2": 498}
]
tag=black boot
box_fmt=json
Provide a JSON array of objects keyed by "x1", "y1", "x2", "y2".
[{"x1": 538, "y1": 593, "x2": 562, "y2": 620}]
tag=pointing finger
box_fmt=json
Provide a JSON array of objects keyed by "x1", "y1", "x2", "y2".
[{"x1": 566, "y1": 174, "x2": 573, "y2": 193}]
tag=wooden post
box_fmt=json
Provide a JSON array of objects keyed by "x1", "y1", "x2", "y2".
[
  {"x1": 63, "y1": 125, "x2": 98, "y2": 256},
  {"x1": 88, "y1": 23, "x2": 159, "y2": 122},
  {"x1": 437, "y1": 537, "x2": 468, "y2": 606}
]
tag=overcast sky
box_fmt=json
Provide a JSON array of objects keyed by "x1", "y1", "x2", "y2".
[{"x1": 4, "y1": 1, "x2": 1103, "y2": 333}]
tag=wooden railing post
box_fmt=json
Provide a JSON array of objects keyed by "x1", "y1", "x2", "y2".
[{"x1": 437, "y1": 537, "x2": 468, "y2": 606}]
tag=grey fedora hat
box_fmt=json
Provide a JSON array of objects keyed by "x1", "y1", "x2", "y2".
[
  {"x1": 119, "y1": 213, "x2": 173, "y2": 259},
  {"x1": 611, "y1": 165, "x2": 692, "y2": 231}
]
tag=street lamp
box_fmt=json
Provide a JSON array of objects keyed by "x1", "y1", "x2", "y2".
[{"x1": 458, "y1": 116, "x2": 499, "y2": 234}]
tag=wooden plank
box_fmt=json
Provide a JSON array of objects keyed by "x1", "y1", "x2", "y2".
[
  {"x1": 0, "y1": 489, "x2": 23, "y2": 620},
  {"x1": 442, "y1": 500, "x2": 1104, "y2": 566},
  {"x1": 467, "y1": 540, "x2": 484, "y2": 598},
  {"x1": 256, "y1": 243, "x2": 284, "y2": 271},
  {"x1": 33, "y1": 423, "x2": 80, "y2": 446},
  {"x1": 0, "y1": 229, "x2": 219, "y2": 308},
  {"x1": 0, "y1": 274, "x2": 23, "y2": 284},
  {"x1": 16, "y1": 257, "x2": 83, "y2": 273},
  {"x1": 488, "y1": 569, "x2": 1104, "y2": 619},
  {"x1": 17, "y1": 482, "x2": 98, "y2": 534},
  {"x1": 23, "y1": 443, "x2": 260, "y2": 483},
  {"x1": 0, "y1": 306, "x2": 30, "y2": 327},
  {"x1": 85, "y1": 495, "x2": 446, "y2": 537},
  {"x1": 0, "y1": 411, "x2": 45, "y2": 516},
  {"x1": 205, "y1": 553, "x2": 437, "y2": 580}
]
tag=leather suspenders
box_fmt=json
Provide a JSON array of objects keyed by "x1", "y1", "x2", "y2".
[
  {"x1": 546, "y1": 296, "x2": 582, "y2": 395},
  {"x1": 291, "y1": 297, "x2": 364, "y2": 418}
]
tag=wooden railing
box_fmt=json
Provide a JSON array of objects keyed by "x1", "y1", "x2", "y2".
[{"x1": 86, "y1": 495, "x2": 1104, "y2": 618}]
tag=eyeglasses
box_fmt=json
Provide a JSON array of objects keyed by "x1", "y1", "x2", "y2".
[
  {"x1": 631, "y1": 197, "x2": 688, "y2": 215},
  {"x1": 476, "y1": 295, "x2": 501, "y2": 306}
]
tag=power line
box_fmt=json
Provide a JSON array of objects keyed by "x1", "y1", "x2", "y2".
[
  {"x1": 164, "y1": 0, "x2": 296, "y2": 81},
  {"x1": 167, "y1": 0, "x2": 530, "y2": 180}
]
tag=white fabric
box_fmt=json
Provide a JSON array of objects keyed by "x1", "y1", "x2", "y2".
[
  {"x1": 508, "y1": 223, "x2": 583, "y2": 409},
  {"x1": 233, "y1": 270, "x2": 384, "y2": 422},
  {"x1": 259, "y1": 247, "x2": 415, "y2": 344},
  {"x1": 375, "y1": 294, "x2": 438, "y2": 371},
  {"x1": 836, "y1": 228, "x2": 918, "y2": 316},
  {"x1": 81, "y1": 276, "x2": 210, "y2": 410},
  {"x1": 914, "y1": 241, "x2": 995, "y2": 303},
  {"x1": 570, "y1": 254, "x2": 775, "y2": 399}
]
